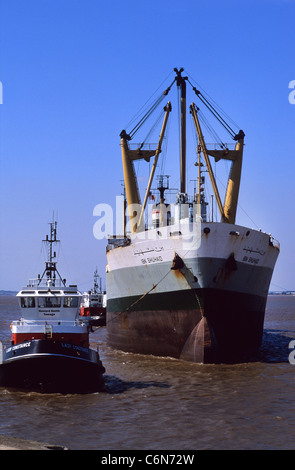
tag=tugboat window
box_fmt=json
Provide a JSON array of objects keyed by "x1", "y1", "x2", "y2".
[
  {"x1": 21, "y1": 297, "x2": 35, "y2": 308},
  {"x1": 64, "y1": 296, "x2": 79, "y2": 308},
  {"x1": 38, "y1": 297, "x2": 61, "y2": 308}
]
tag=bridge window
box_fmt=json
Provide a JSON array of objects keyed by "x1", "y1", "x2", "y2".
[
  {"x1": 38, "y1": 297, "x2": 61, "y2": 308},
  {"x1": 64, "y1": 296, "x2": 79, "y2": 308},
  {"x1": 21, "y1": 297, "x2": 35, "y2": 308}
]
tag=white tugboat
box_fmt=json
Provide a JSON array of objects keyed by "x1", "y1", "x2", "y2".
[
  {"x1": 80, "y1": 268, "x2": 106, "y2": 326},
  {"x1": 0, "y1": 221, "x2": 105, "y2": 393}
]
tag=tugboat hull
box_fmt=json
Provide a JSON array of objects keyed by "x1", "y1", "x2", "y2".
[{"x1": 0, "y1": 340, "x2": 105, "y2": 393}]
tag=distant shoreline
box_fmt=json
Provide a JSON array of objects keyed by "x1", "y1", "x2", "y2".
[
  {"x1": 269, "y1": 291, "x2": 295, "y2": 296},
  {"x1": 0, "y1": 291, "x2": 18, "y2": 296}
]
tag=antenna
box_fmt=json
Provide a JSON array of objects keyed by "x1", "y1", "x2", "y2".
[{"x1": 39, "y1": 220, "x2": 65, "y2": 287}]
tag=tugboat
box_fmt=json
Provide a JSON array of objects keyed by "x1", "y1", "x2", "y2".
[
  {"x1": 0, "y1": 221, "x2": 105, "y2": 393},
  {"x1": 80, "y1": 269, "x2": 106, "y2": 327}
]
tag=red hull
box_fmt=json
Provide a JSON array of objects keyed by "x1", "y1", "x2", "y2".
[
  {"x1": 80, "y1": 306, "x2": 106, "y2": 317},
  {"x1": 11, "y1": 332, "x2": 89, "y2": 348}
]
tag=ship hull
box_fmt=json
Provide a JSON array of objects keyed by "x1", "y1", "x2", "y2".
[
  {"x1": 106, "y1": 222, "x2": 279, "y2": 363},
  {"x1": 107, "y1": 288, "x2": 266, "y2": 363},
  {"x1": 0, "y1": 339, "x2": 105, "y2": 393}
]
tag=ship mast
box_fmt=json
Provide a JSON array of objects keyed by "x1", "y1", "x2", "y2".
[
  {"x1": 119, "y1": 68, "x2": 245, "y2": 230},
  {"x1": 120, "y1": 102, "x2": 172, "y2": 233},
  {"x1": 197, "y1": 145, "x2": 201, "y2": 207},
  {"x1": 93, "y1": 268, "x2": 99, "y2": 294},
  {"x1": 39, "y1": 220, "x2": 65, "y2": 287},
  {"x1": 92, "y1": 267, "x2": 102, "y2": 294},
  {"x1": 191, "y1": 102, "x2": 245, "y2": 224},
  {"x1": 174, "y1": 68, "x2": 187, "y2": 194},
  {"x1": 190, "y1": 103, "x2": 225, "y2": 220}
]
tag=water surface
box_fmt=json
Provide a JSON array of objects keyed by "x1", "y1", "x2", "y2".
[{"x1": 0, "y1": 295, "x2": 294, "y2": 450}]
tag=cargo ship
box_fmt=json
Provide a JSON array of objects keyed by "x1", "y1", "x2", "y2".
[
  {"x1": 106, "y1": 68, "x2": 280, "y2": 363},
  {"x1": 0, "y1": 221, "x2": 105, "y2": 392}
]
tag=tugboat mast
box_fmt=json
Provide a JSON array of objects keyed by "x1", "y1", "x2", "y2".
[
  {"x1": 92, "y1": 267, "x2": 102, "y2": 294},
  {"x1": 39, "y1": 220, "x2": 65, "y2": 287}
]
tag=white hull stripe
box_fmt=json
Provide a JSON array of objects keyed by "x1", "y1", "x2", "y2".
[{"x1": 4, "y1": 353, "x2": 94, "y2": 364}]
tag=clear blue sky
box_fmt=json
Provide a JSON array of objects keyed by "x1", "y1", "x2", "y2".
[{"x1": 0, "y1": 0, "x2": 294, "y2": 291}]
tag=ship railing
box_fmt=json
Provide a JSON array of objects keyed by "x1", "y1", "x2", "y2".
[
  {"x1": 206, "y1": 142, "x2": 236, "y2": 150},
  {"x1": 128, "y1": 143, "x2": 158, "y2": 151},
  {"x1": 12, "y1": 319, "x2": 89, "y2": 327},
  {"x1": 107, "y1": 236, "x2": 131, "y2": 251},
  {"x1": 27, "y1": 278, "x2": 66, "y2": 288}
]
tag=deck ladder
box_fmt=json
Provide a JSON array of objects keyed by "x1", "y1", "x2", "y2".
[{"x1": 44, "y1": 323, "x2": 53, "y2": 339}]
